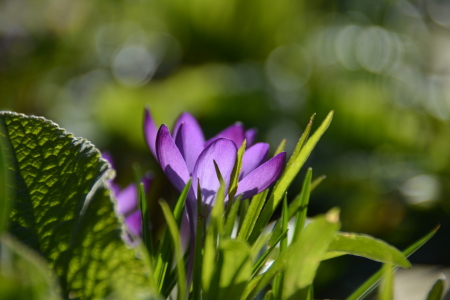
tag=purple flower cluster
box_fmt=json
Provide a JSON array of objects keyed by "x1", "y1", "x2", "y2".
[
  {"x1": 103, "y1": 152, "x2": 151, "y2": 239},
  {"x1": 144, "y1": 108, "x2": 286, "y2": 212}
]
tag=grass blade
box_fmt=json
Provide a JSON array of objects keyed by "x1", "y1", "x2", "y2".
[
  {"x1": 426, "y1": 276, "x2": 445, "y2": 300},
  {"x1": 160, "y1": 200, "x2": 187, "y2": 300},
  {"x1": 346, "y1": 225, "x2": 440, "y2": 300},
  {"x1": 238, "y1": 190, "x2": 269, "y2": 242},
  {"x1": 292, "y1": 168, "x2": 312, "y2": 243},
  {"x1": 248, "y1": 112, "x2": 333, "y2": 244},
  {"x1": 154, "y1": 180, "x2": 190, "y2": 293},
  {"x1": 139, "y1": 183, "x2": 153, "y2": 259}
]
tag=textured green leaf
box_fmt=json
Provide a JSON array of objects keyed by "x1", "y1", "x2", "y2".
[
  {"x1": 426, "y1": 277, "x2": 445, "y2": 300},
  {"x1": 0, "y1": 137, "x2": 9, "y2": 234},
  {"x1": 0, "y1": 234, "x2": 62, "y2": 300},
  {"x1": 0, "y1": 112, "x2": 155, "y2": 299},
  {"x1": 328, "y1": 232, "x2": 411, "y2": 268}
]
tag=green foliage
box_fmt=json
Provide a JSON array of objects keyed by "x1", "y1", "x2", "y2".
[
  {"x1": 0, "y1": 111, "x2": 437, "y2": 300},
  {"x1": 0, "y1": 112, "x2": 154, "y2": 299},
  {"x1": 426, "y1": 277, "x2": 445, "y2": 300}
]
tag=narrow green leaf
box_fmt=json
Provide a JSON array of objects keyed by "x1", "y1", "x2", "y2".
[
  {"x1": 378, "y1": 264, "x2": 394, "y2": 300},
  {"x1": 263, "y1": 290, "x2": 274, "y2": 300},
  {"x1": 282, "y1": 209, "x2": 340, "y2": 299},
  {"x1": 160, "y1": 200, "x2": 187, "y2": 300},
  {"x1": 0, "y1": 112, "x2": 155, "y2": 299},
  {"x1": 292, "y1": 168, "x2": 312, "y2": 243},
  {"x1": 212, "y1": 160, "x2": 226, "y2": 237},
  {"x1": 251, "y1": 230, "x2": 288, "y2": 277},
  {"x1": 426, "y1": 277, "x2": 445, "y2": 300},
  {"x1": 155, "y1": 180, "x2": 190, "y2": 294},
  {"x1": 346, "y1": 225, "x2": 440, "y2": 300},
  {"x1": 288, "y1": 113, "x2": 315, "y2": 163},
  {"x1": 139, "y1": 183, "x2": 153, "y2": 259},
  {"x1": 214, "y1": 239, "x2": 252, "y2": 300},
  {"x1": 238, "y1": 199, "x2": 250, "y2": 235},
  {"x1": 192, "y1": 180, "x2": 205, "y2": 300},
  {"x1": 272, "y1": 196, "x2": 289, "y2": 300},
  {"x1": 224, "y1": 196, "x2": 241, "y2": 238},
  {"x1": 249, "y1": 111, "x2": 333, "y2": 244},
  {"x1": 311, "y1": 175, "x2": 326, "y2": 191},
  {"x1": 274, "y1": 139, "x2": 286, "y2": 156},
  {"x1": 327, "y1": 232, "x2": 410, "y2": 268},
  {"x1": 269, "y1": 169, "x2": 312, "y2": 246},
  {"x1": 228, "y1": 140, "x2": 246, "y2": 201},
  {"x1": 238, "y1": 190, "x2": 269, "y2": 242},
  {"x1": 244, "y1": 209, "x2": 340, "y2": 300}
]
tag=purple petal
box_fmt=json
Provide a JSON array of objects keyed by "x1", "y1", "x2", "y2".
[
  {"x1": 235, "y1": 152, "x2": 286, "y2": 200},
  {"x1": 239, "y1": 143, "x2": 269, "y2": 180},
  {"x1": 144, "y1": 107, "x2": 158, "y2": 159},
  {"x1": 174, "y1": 122, "x2": 205, "y2": 174},
  {"x1": 116, "y1": 183, "x2": 138, "y2": 215},
  {"x1": 205, "y1": 123, "x2": 245, "y2": 148},
  {"x1": 156, "y1": 125, "x2": 190, "y2": 192},
  {"x1": 245, "y1": 128, "x2": 257, "y2": 147},
  {"x1": 192, "y1": 139, "x2": 237, "y2": 206},
  {"x1": 125, "y1": 210, "x2": 142, "y2": 237},
  {"x1": 173, "y1": 112, "x2": 204, "y2": 141}
]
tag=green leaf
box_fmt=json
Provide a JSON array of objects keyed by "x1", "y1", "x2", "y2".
[
  {"x1": 274, "y1": 139, "x2": 286, "y2": 156},
  {"x1": 0, "y1": 112, "x2": 155, "y2": 299},
  {"x1": 214, "y1": 239, "x2": 252, "y2": 300},
  {"x1": 327, "y1": 232, "x2": 411, "y2": 268},
  {"x1": 228, "y1": 140, "x2": 246, "y2": 201},
  {"x1": 426, "y1": 277, "x2": 445, "y2": 300},
  {"x1": 346, "y1": 225, "x2": 440, "y2": 300},
  {"x1": 0, "y1": 137, "x2": 9, "y2": 234},
  {"x1": 251, "y1": 229, "x2": 288, "y2": 278},
  {"x1": 155, "y1": 180, "x2": 190, "y2": 294},
  {"x1": 243, "y1": 209, "x2": 340, "y2": 300},
  {"x1": 378, "y1": 264, "x2": 394, "y2": 300},
  {"x1": 249, "y1": 111, "x2": 333, "y2": 244},
  {"x1": 292, "y1": 168, "x2": 312, "y2": 243},
  {"x1": 282, "y1": 208, "x2": 340, "y2": 299},
  {"x1": 0, "y1": 234, "x2": 62, "y2": 300},
  {"x1": 160, "y1": 200, "x2": 186, "y2": 300},
  {"x1": 139, "y1": 182, "x2": 153, "y2": 260},
  {"x1": 224, "y1": 196, "x2": 241, "y2": 238},
  {"x1": 238, "y1": 189, "x2": 268, "y2": 242}
]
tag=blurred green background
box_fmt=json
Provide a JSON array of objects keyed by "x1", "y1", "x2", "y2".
[{"x1": 1, "y1": 0, "x2": 450, "y2": 297}]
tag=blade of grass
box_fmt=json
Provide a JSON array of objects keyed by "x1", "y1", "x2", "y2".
[
  {"x1": 311, "y1": 175, "x2": 326, "y2": 190},
  {"x1": 292, "y1": 168, "x2": 312, "y2": 243},
  {"x1": 139, "y1": 183, "x2": 153, "y2": 259},
  {"x1": 238, "y1": 199, "x2": 250, "y2": 235},
  {"x1": 251, "y1": 229, "x2": 288, "y2": 277},
  {"x1": 160, "y1": 200, "x2": 187, "y2": 300},
  {"x1": 248, "y1": 112, "x2": 333, "y2": 244},
  {"x1": 224, "y1": 195, "x2": 241, "y2": 238},
  {"x1": 238, "y1": 190, "x2": 269, "y2": 242},
  {"x1": 378, "y1": 264, "x2": 394, "y2": 300},
  {"x1": 346, "y1": 225, "x2": 440, "y2": 300},
  {"x1": 228, "y1": 140, "x2": 246, "y2": 201},
  {"x1": 269, "y1": 169, "x2": 312, "y2": 246},
  {"x1": 272, "y1": 195, "x2": 289, "y2": 300},
  {"x1": 154, "y1": 180, "x2": 191, "y2": 293},
  {"x1": 426, "y1": 276, "x2": 445, "y2": 300},
  {"x1": 274, "y1": 139, "x2": 286, "y2": 156},
  {"x1": 192, "y1": 181, "x2": 205, "y2": 300}
]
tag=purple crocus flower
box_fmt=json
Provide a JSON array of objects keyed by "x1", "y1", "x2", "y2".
[
  {"x1": 102, "y1": 152, "x2": 152, "y2": 241},
  {"x1": 143, "y1": 108, "x2": 286, "y2": 211}
]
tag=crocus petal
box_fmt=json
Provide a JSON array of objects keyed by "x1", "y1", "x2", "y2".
[
  {"x1": 116, "y1": 183, "x2": 137, "y2": 215},
  {"x1": 125, "y1": 211, "x2": 142, "y2": 237},
  {"x1": 175, "y1": 122, "x2": 205, "y2": 174},
  {"x1": 239, "y1": 143, "x2": 269, "y2": 180},
  {"x1": 173, "y1": 112, "x2": 205, "y2": 141},
  {"x1": 205, "y1": 123, "x2": 245, "y2": 148},
  {"x1": 192, "y1": 138, "x2": 237, "y2": 206},
  {"x1": 245, "y1": 128, "x2": 257, "y2": 147},
  {"x1": 235, "y1": 152, "x2": 286, "y2": 200},
  {"x1": 144, "y1": 107, "x2": 158, "y2": 159},
  {"x1": 156, "y1": 124, "x2": 190, "y2": 192}
]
